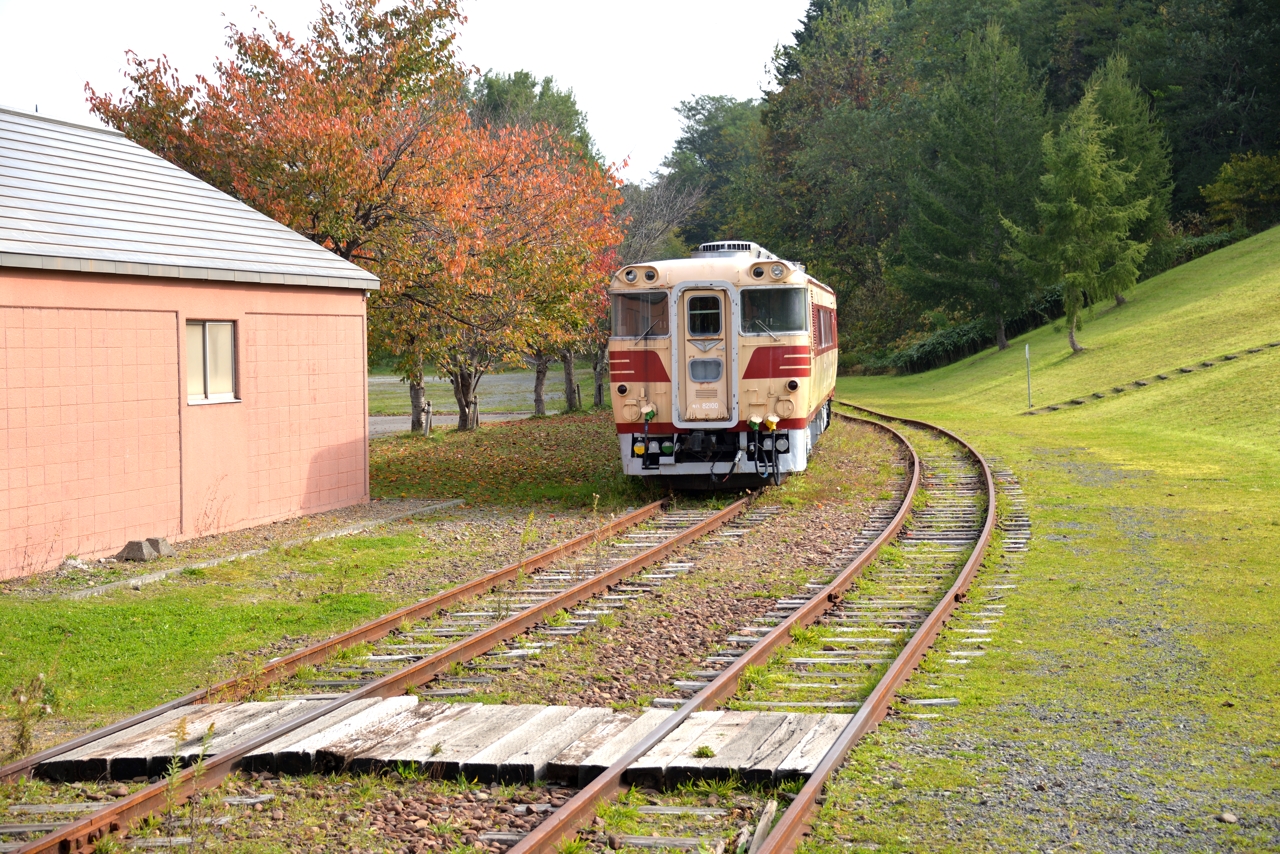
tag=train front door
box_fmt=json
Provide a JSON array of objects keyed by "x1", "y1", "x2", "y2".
[{"x1": 679, "y1": 289, "x2": 731, "y2": 422}]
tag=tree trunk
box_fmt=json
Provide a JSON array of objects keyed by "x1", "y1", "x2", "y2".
[
  {"x1": 995, "y1": 315, "x2": 1009, "y2": 350},
  {"x1": 449, "y1": 365, "x2": 481, "y2": 431},
  {"x1": 561, "y1": 350, "x2": 578, "y2": 412},
  {"x1": 531, "y1": 354, "x2": 551, "y2": 417},
  {"x1": 409, "y1": 380, "x2": 425, "y2": 431},
  {"x1": 1115, "y1": 292, "x2": 1127, "y2": 307},
  {"x1": 409, "y1": 355, "x2": 426, "y2": 432},
  {"x1": 1068, "y1": 315, "x2": 1084, "y2": 353},
  {"x1": 593, "y1": 342, "x2": 609, "y2": 408}
]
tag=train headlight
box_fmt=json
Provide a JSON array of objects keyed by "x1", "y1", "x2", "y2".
[
  {"x1": 765, "y1": 414, "x2": 780, "y2": 431},
  {"x1": 786, "y1": 379, "x2": 799, "y2": 391},
  {"x1": 644, "y1": 269, "x2": 658, "y2": 282},
  {"x1": 624, "y1": 269, "x2": 638, "y2": 283},
  {"x1": 776, "y1": 437, "x2": 790, "y2": 453},
  {"x1": 770, "y1": 264, "x2": 785, "y2": 279},
  {"x1": 617, "y1": 384, "x2": 628, "y2": 395},
  {"x1": 751, "y1": 266, "x2": 765, "y2": 279},
  {"x1": 633, "y1": 441, "x2": 645, "y2": 455}
]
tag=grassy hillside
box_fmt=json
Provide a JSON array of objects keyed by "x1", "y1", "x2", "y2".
[{"x1": 815, "y1": 227, "x2": 1280, "y2": 852}]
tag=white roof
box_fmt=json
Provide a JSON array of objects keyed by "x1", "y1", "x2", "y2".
[{"x1": 0, "y1": 106, "x2": 378, "y2": 289}]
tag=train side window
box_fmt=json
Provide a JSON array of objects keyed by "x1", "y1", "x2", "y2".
[
  {"x1": 688, "y1": 295, "x2": 722, "y2": 336},
  {"x1": 612, "y1": 292, "x2": 669, "y2": 337},
  {"x1": 689, "y1": 358, "x2": 723, "y2": 382},
  {"x1": 742, "y1": 288, "x2": 806, "y2": 334}
]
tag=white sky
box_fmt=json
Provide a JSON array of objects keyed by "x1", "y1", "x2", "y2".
[{"x1": 0, "y1": 0, "x2": 810, "y2": 179}]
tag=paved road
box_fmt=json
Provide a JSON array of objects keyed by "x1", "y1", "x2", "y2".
[{"x1": 369, "y1": 413, "x2": 533, "y2": 438}]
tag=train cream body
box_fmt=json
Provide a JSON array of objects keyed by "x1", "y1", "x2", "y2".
[{"x1": 608, "y1": 241, "x2": 837, "y2": 488}]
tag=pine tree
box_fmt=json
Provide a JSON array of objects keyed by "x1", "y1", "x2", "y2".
[
  {"x1": 1088, "y1": 54, "x2": 1173, "y2": 303},
  {"x1": 897, "y1": 23, "x2": 1048, "y2": 350},
  {"x1": 1006, "y1": 89, "x2": 1151, "y2": 353}
]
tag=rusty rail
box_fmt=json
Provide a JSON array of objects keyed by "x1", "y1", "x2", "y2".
[
  {"x1": 506, "y1": 417, "x2": 921, "y2": 854},
  {"x1": 15, "y1": 497, "x2": 754, "y2": 854},
  {"x1": 752, "y1": 402, "x2": 997, "y2": 854},
  {"x1": 0, "y1": 500, "x2": 666, "y2": 787}
]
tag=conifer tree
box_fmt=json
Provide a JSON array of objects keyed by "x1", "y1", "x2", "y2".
[
  {"x1": 897, "y1": 23, "x2": 1047, "y2": 350},
  {"x1": 1006, "y1": 89, "x2": 1151, "y2": 353},
  {"x1": 1088, "y1": 54, "x2": 1173, "y2": 303}
]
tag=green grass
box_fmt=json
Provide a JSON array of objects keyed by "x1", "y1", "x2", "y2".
[
  {"x1": 0, "y1": 530, "x2": 506, "y2": 725},
  {"x1": 370, "y1": 410, "x2": 659, "y2": 508},
  {"x1": 804, "y1": 226, "x2": 1280, "y2": 851}
]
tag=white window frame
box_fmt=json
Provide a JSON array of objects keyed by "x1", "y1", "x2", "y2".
[{"x1": 186, "y1": 320, "x2": 240, "y2": 405}]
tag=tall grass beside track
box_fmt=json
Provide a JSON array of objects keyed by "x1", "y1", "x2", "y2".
[{"x1": 811, "y1": 227, "x2": 1280, "y2": 851}]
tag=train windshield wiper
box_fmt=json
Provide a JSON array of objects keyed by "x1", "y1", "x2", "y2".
[
  {"x1": 754, "y1": 319, "x2": 780, "y2": 342},
  {"x1": 639, "y1": 318, "x2": 661, "y2": 339}
]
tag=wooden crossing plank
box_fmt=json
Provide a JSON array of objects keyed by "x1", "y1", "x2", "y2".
[
  {"x1": 697, "y1": 713, "x2": 789, "y2": 782},
  {"x1": 495, "y1": 707, "x2": 614, "y2": 784},
  {"x1": 545, "y1": 712, "x2": 640, "y2": 785},
  {"x1": 626, "y1": 711, "x2": 722, "y2": 785},
  {"x1": 461, "y1": 706, "x2": 580, "y2": 783},
  {"x1": 664, "y1": 711, "x2": 769, "y2": 784},
  {"x1": 742, "y1": 713, "x2": 824, "y2": 783},
  {"x1": 378, "y1": 704, "x2": 546, "y2": 777},
  {"x1": 57, "y1": 703, "x2": 244, "y2": 782},
  {"x1": 349, "y1": 703, "x2": 489, "y2": 773},
  {"x1": 774, "y1": 714, "x2": 853, "y2": 778},
  {"x1": 265, "y1": 697, "x2": 422, "y2": 774},
  {"x1": 241, "y1": 698, "x2": 387, "y2": 773},
  {"x1": 39, "y1": 706, "x2": 200, "y2": 782},
  {"x1": 573, "y1": 709, "x2": 672, "y2": 786}
]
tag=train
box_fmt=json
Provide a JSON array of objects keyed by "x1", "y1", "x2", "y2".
[{"x1": 608, "y1": 241, "x2": 838, "y2": 488}]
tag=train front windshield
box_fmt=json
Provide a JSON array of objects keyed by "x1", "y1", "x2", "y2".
[
  {"x1": 741, "y1": 288, "x2": 806, "y2": 334},
  {"x1": 612, "y1": 292, "x2": 670, "y2": 337}
]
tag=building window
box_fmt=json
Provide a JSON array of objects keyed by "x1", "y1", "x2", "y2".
[{"x1": 186, "y1": 321, "x2": 237, "y2": 403}]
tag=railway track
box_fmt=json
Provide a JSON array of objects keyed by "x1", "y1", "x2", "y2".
[
  {"x1": 504, "y1": 405, "x2": 996, "y2": 854},
  {"x1": 0, "y1": 409, "x2": 997, "y2": 854},
  {"x1": 0, "y1": 498, "x2": 761, "y2": 853}
]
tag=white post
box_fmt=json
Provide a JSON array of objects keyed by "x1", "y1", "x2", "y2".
[
  {"x1": 424, "y1": 400, "x2": 432, "y2": 435},
  {"x1": 1025, "y1": 344, "x2": 1032, "y2": 409}
]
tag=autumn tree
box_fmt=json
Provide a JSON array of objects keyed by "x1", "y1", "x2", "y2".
[
  {"x1": 1006, "y1": 89, "x2": 1151, "y2": 353},
  {"x1": 381, "y1": 125, "x2": 624, "y2": 429},
  {"x1": 88, "y1": 0, "x2": 468, "y2": 430}
]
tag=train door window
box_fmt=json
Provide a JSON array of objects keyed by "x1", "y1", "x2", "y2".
[
  {"x1": 688, "y1": 295, "x2": 722, "y2": 336},
  {"x1": 742, "y1": 288, "x2": 806, "y2": 334},
  {"x1": 689, "y1": 358, "x2": 723, "y2": 382},
  {"x1": 612, "y1": 291, "x2": 669, "y2": 337}
]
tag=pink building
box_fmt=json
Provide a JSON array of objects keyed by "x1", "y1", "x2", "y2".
[{"x1": 0, "y1": 107, "x2": 379, "y2": 579}]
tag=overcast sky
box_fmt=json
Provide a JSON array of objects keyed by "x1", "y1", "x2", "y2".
[{"x1": 0, "y1": 0, "x2": 810, "y2": 179}]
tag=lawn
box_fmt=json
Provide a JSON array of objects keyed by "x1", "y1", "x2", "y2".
[
  {"x1": 369, "y1": 410, "x2": 660, "y2": 508},
  {"x1": 805, "y1": 227, "x2": 1280, "y2": 851}
]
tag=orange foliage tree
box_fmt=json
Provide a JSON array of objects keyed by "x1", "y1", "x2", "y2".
[{"x1": 88, "y1": 0, "x2": 623, "y2": 431}]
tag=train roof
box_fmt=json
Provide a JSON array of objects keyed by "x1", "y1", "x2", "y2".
[{"x1": 612, "y1": 241, "x2": 834, "y2": 294}]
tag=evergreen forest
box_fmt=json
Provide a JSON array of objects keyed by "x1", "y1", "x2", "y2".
[{"x1": 650, "y1": 0, "x2": 1280, "y2": 370}]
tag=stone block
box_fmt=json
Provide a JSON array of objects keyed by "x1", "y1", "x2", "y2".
[
  {"x1": 117, "y1": 540, "x2": 157, "y2": 562},
  {"x1": 146, "y1": 537, "x2": 176, "y2": 558}
]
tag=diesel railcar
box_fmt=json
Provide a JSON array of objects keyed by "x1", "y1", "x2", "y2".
[{"x1": 609, "y1": 241, "x2": 838, "y2": 488}]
